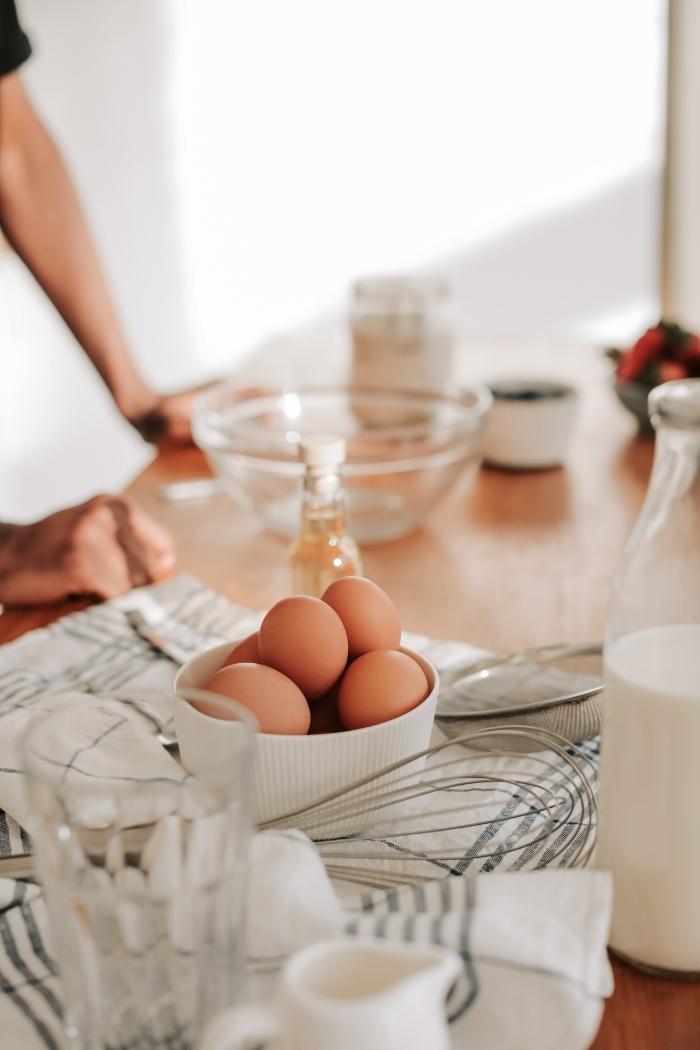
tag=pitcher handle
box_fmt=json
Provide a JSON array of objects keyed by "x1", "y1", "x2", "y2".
[{"x1": 198, "y1": 1003, "x2": 279, "y2": 1050}]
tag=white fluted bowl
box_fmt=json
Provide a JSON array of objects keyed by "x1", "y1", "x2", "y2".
[{"x1": 173, "y1": 642, "x2": 438, "y2": 838}]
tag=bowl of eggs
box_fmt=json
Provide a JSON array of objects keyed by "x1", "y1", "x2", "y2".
[{"x1": 173, "y1": 578, "x2": 438, "y2": 837}]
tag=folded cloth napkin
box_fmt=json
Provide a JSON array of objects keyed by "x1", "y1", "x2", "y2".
[
  {"x1": 247, "y1": 831, "x2": 613, "y2": 1050},
  {"x1": 0, "y1": 576, "x2": 610, "y2": 1049},
  {"x1": 0, "y1": 690, "x2": 188, "y2": 841},
  {"x1": 0, "y1": 828, "x2": 612, "y2": 1050}
]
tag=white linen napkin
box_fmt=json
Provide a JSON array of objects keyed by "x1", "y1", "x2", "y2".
[
  {"x1": 245, "y1": 830, "x2": 613, "y2": 1050},
  {"x1": 0, "y1": 690, "x2": 186, "y2": 840},
  {"x1": 0, "y1": 828, "x2": 612, "y2": 1050}
]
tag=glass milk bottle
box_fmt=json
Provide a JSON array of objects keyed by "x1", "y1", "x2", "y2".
[
  {"x1": 289, "y1": 434, "x2": 362, "y2": 597},
  {"x1": 597, "y1": 379, "x2": 700, "y2": 977}
]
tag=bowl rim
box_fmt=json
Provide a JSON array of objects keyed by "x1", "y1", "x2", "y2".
[
  {"x1": 173, "y1": 640, "x2": 438, "y2": 742},
  {"x1": 486, "y1": 377, "x2": 579, "y2": 402},
  {"x1": 192, "y1": 382, "x2": 492, "y2": 477}
]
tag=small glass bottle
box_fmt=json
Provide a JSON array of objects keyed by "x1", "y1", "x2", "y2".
[
  {"x1": 289, "y1": 434, "x2": 362, "y2": 597},
  {"x1": 596, "y1": 379, "x2": 700, "y2": 977}
]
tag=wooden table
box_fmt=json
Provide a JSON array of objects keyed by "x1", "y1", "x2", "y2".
[{"x1": 2, "y1": 343, "x2": 699, "y2": 1047}]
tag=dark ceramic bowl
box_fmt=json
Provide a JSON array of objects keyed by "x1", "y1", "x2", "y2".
[{"x1": 614, "y1": 381, "x2": 654, "y2": 435}]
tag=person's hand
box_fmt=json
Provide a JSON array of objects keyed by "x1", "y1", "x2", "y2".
[
  {"x1": 128, "y1": 388, "x2": 206, "y2": 449},
  {"x1": 0, "y1": 495, "x2": 176, "y2": 605}
]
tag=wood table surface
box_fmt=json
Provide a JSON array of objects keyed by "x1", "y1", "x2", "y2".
[{"x1": 2, "y1": 342, "x2": 699, "y2": 1047}]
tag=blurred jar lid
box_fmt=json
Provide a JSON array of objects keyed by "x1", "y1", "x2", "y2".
[{"x1": 351, "y1": 273, "x2": 450, "y2": 315}]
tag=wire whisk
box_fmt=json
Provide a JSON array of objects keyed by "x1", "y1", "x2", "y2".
[{"x1": 261, "y1": 725, "x2": 598, "y2": 890}]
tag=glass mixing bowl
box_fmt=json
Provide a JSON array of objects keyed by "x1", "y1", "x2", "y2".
[{"x1": 193, "y1": 384, "x2": 491, "y2": 543}]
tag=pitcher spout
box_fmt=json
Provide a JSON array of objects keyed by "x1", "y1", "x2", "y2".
[
  {"x1": 395, "y1": 942, "x2": 464, "y2": 1003},
  {"x1": 287, "y1": 936, "x2": 464, "y2": 1011}
]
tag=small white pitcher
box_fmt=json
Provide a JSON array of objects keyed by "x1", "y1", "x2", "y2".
[{"x1": 199, "y1": 937, "x2": 463, "y2": 1050}]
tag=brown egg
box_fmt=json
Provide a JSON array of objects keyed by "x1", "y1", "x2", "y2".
[
  {"x1": 322, "y1": 577, "x2": 401, "y2": 658},
  {"x1": 337, "y1": 649, "x2": 429, "y2": 730},
  {"x1": 259, "y1": 596, "x2": 348, "y2": 700},
  {"x1": 222, "y1": 631, "x2": 260, "y2": 667},
  {"x1": 200, "y1": 662, "x2": 310, "y2": 735}
]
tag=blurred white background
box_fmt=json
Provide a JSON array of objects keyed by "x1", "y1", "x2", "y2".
[{"x1": 1, "y1": 0, "x2": 666, "y2": 520}]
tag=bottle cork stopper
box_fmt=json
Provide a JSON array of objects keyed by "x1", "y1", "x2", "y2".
[{"x1": 299, "y1": 434, "x2": 346, "y2": 469}]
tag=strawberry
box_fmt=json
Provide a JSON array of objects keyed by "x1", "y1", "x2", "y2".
[
  {"x1": 676, "y1": 335, "x2": 700, "y2": 363},
  {"x1": 659, "y1": 360, "x2": 688, "y2": 382},
  {"x1": 617, "y1": 326, "x2": 665, "y2": 381}
]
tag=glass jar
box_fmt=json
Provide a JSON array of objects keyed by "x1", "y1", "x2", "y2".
[
  {"x1": 350, "y1": 275, "x2": 455, "y2": 417},
  {"x1": 597, "y1": 379, "x2": 700, "y2": 977}
]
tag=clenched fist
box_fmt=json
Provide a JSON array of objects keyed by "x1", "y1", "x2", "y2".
[
  {"x1": 0, "y1": 495, "x2": 175, "y2": 605},
  {"x1": 128, "y1": 389, "x2": 204, "y2": 449}
]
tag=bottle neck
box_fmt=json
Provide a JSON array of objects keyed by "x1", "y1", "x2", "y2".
[
  {"x1": 606, "y1": 418, "x2": 700, "y2": 644},
  {"x1": 300, "y1": 470, "x2": 348, "y2": 534},
  {"x1": 656, "y1": 423, "x2": 700, "y2": 452},
  {"x1": 647, "y1": 424, "x2": 700, "y2": 505}
]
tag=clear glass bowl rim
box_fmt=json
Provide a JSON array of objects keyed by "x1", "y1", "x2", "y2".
[{"x1": 193, "y1": 382, "x2": 493, "y2": 477}]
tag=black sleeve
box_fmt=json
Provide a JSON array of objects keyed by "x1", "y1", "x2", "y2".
[{"x1": 0, "y1": 0, "x2": 31, "y2": 77}]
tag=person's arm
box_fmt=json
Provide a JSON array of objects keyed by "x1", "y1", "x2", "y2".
[
  {"x1": 0, "y1": 495, "x2": 176, "y2": 605},
  {"x1": 0, "y1": 72, "x2": 199, "y2": 446}
]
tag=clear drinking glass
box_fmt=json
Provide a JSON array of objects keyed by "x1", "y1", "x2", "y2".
[
  {"x1": 597, "y1": 379, "x2": 700, "y2": 977},
  {"x1": 22, "y1": 690, "x2": 255, "y2": 1049}
]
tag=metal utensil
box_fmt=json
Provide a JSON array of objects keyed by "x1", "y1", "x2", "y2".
[
  {"x1": 435, "y1": 641, "x2": 603, "y2": 749},
  {"x1": 6, "y1": 724, "x2": 596, "y2": 891},
  {"x1": 260, "y1": 725, "x2": 598, "y2": 888}
]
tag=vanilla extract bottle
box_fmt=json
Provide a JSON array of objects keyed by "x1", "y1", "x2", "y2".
[{"x1": 289, "y1": 434, "x2": 362, "y2": 597}]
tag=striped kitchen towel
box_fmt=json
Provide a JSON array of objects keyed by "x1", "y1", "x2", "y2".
[{"x1": 0, "y1": 834, "x2": 613, "y2": 1050}]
